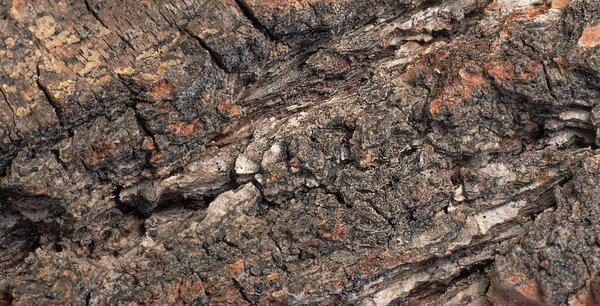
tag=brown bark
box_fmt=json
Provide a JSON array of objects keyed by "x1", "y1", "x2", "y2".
[{"x1": 1, "y1": 0, "x2": 600, "y2": 304}]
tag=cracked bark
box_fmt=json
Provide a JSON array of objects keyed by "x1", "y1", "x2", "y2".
[
  {"x1": 0, "y1": 85, "x2": 15, "y2": 129},
  {"x1": 1, "y1": 0, "x2": 600, "y2": 305},
  {"x1": 181, "y1": 28, "x2": 230, "y2": 73}
]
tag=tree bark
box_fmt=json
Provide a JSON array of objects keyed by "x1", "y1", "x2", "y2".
[{"x1": 1, "y1": 0, "x2": 600, "y2": 304}]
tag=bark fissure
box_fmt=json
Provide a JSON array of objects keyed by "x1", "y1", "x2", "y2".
[
  {"x1": 180, "y1": 28, "x2": 229, "y2": 72},
  {"x1": 233, "y1": 0, "x2": 276, "y2": 41},
  {"x1": 0, "y1": 84, "x2": 16, "y2": 129},
  {"x1": 35, "y1": 62, "x2": 66, "y2": 128},
  {"x1": 84, "y1": 0, "x2": 109, "y2": 29}
]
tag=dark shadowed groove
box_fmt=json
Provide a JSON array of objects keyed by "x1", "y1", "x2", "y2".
[
  {"x1": 233, "y1": 0, "x2": 277, "y2": 41},
  {"x1": 35, "y1": 61, "x2": 66, "y2": 129},
  {"x1": 180, "y1": 28, "x2": 230, "y2": 73},
  {"x1": 84, "y1": 0, "x2": 109, "y2": 29}
]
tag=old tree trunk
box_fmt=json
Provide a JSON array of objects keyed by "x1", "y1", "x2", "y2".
[{"x1": 1, "y1": 0, "x2": 600, "y2": 304}]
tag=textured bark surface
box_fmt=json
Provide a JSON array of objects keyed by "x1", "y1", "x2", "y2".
[{"x1": 1, "y1": 0, "x2": 600, "y2": 304}]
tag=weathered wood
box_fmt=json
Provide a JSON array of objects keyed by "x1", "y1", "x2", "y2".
[{"x1": 1, "y1": 0, "x2": 600, "y2": 304}]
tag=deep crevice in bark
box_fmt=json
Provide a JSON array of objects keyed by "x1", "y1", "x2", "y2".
[
  {"x1": 233, "y1": 0, "x2": 276, "y2": 41},
  {"x1": 180, "y1": 28, "x2": 230, "y2": 72}
]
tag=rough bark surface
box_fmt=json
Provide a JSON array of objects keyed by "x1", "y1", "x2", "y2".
[{"x1": 1, "y1": 0, "x2": 600, "y2": 304}]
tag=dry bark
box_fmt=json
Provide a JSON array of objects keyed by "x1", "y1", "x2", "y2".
[{"x1": 1, "y1": 0, "x2": 600, "y2": 304}]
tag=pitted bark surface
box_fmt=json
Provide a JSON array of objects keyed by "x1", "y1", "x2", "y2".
[{"x1": 1, "y1": 0, "x2": 600, "y2": 304}]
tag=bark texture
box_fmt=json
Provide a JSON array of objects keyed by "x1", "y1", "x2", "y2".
[{"x1": 1, "y1": 0, "x2": 600, "y2": 304}]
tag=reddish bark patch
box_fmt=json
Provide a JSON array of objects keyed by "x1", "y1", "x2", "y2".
[
  {"x1": 570, "y1": 287, "x2": 597, "y2": 306},
  {"x1": 519, "y1": 4, "x2": 550, "y2": 21},
  {"x1": 579, "y1": 25, "x2": 600, "y2": 48},
  {"x1": 89, "y1": 142, "x2": 113, "y2": 165},
  {"x1": 175, "y1": 279, "x2": 205, "y2": 303},
  {"x1": 354, "y1": 248, "x2": 410, "y2": 278},
  {"x1": 484, "y1": 59, "x2": 540, "y2": 82},
  {"x1": 229, "y1": 260, "x2": 244, "y2": 277},
  {"x1": 150, "y1": 79, "x2": 176, "y2": 99},
  {"x1": 141, "y1": 137, "x2": 155, "y2": 151},
  {"x1": 150, "y1": 150, "x2": 164, "y2": 164},
  {"x1": 429, "y1": 68, "x2": 485, "y2": 115},
  {"x1": 168, "y1": 121, "x2": 199, "y2": 136},
  {"x1": 515, "y1": 279, "x2": 544, "y2": 304},
  {"x1": 335, "y1": 58, "x2": 350, "y2": 70},
  {"x1": 361, "y1": 152, "x2": 373, "y2": 165},
  {"x1": 217, "y1": 103, "x2": 242, "y2": 117},
  {"x1": 37, "y1": 265, "x2": 52, "y2": 278},
  {"x1": 331, "y1": 220, "x2": 347, "y2": 240},
  {"x1": 551, "y1": 0, "x2": 570, "y2": 9},
  {"x1": 487, "y1": 272, "x2": 546, "y2": 306}
]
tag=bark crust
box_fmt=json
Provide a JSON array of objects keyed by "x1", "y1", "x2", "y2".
[{"x1": 1, "y1": 0, "x2": 600, "y2": 304}]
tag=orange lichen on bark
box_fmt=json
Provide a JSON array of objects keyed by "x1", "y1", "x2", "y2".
[
  {"x1": 484, "y1": 59, "x2": 540, "y2": 82},
  {"x1": 490, "y1": 272, "x2": 544, "y2": 304},
  {"x1": 361, "y1": 152, "x2": 373, "y2": 165},
  {"x1": 485, "y1": 62, "x2": 513, "y2": 80},
  {"x1": 89, "y1": 142, "x2": 114, "y2": 165},
  {"x1": 402, "y1": 48, "x2": 450, "y2": 81},
  {"x1": 229, "y1": 260, "x2": 244, "y2": 277},
  {"x1": 37, "y1": 266, "x2": 52, "y2": 278},
  {"x1": 173, "y1": 278, "x2": 206, "y2": 304},
  {"x1": 514, "y1": 279, "x2": 544, "y2": 304},
  {"x1": 62, "y1": 270, "x2": 77, "y2": 282},
  {"x1": 182, "y1": 280, "x2": 205, "y2": 301},
  {"x1": 272, "y1": 287, "x2": 288, "y2": 298},
  {"x1": 150, "y1": 79, "x2": 176, "y2": 99},
  {"x1": 354, "y1": 249, "x2": 410, "y2": 278},
  {"x1": 332, "y1": 275, "x2": 346, "y2": 290},
  {"x1": 519, "y1": 4, "x2": 551, "y2": 21},
  {"x1": 553, "y1": 57, "x2": 574, "y2": 67},
  {"x1": 569, "y1": 284, "x2": 599, "y2": 306},
  {"x1": 579, "y1": 24, "x2": 600, "y2": 48},
  {"x1": 335, "y1": 58, "x2": 350, "y2": 70},
  {"x1": 551, "y1": 0, "x2": 570, "y2": 10},
  {"x1": 331, "y1": 220, "x2": 347, "y2": 240},
  {"x1": 429, "y1": 68, "x2": 485, "y2": 115},
  {"x1": 320, "y1": 56, "x2": 350, "y2": 71},
  {"x1": 217, "y1": 103, "x2": 242, "y2": 117},
  {"x1": 504, "y1": 272, "x2": 527, "y2": 285},
  {"x1": 168, "y1": 122, "x2": 198, "y2": 136},
  {"x1": 150, "y1": 150, "x2": 165, "y2": 164},
  {"x1": 317, "y1": 220, "x2": 347, "y2": 240},
  {"x1": 142, "y1": 137, "x2": 156, "y2": 150}
]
